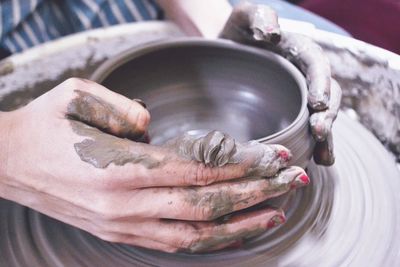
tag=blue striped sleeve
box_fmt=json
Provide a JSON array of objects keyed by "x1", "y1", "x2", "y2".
[{"x1": 1, "y1": 0, "x2": 163, "y2": 53}]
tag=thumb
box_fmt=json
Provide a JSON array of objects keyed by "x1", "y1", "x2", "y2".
[{"x1": 63, "y1": 78, "x2": 150, "y2": 140}]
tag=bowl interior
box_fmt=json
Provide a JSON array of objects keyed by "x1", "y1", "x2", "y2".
[{"x1": 97, "y1": 40, "x2": 304, "y2": 144}]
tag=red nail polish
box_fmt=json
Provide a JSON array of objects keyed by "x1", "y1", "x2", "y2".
[
  {"x1": 267, "y1": 214, "x2": 286, "y2": 228},
  {"x1": 299, "y1": 174, "x2": 310, "y2": 185},
  {"x1": 278, "y1": 150, "x2": 290, "y2": 161},
  {"x1": 292, "y1": 173, "x2": 310, "y2": 188}
]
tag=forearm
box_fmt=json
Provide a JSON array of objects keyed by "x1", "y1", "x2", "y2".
[
  {"x1": 0, "y1": 111, "x2": 14, "y2": 199},
  {"x1": 157, "y1": 0, "x2": 232, "y2": 38}
]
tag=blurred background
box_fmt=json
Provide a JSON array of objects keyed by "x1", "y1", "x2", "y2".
[{"x1": 293, "y1": 0, "x2": 400, "y2": 54}]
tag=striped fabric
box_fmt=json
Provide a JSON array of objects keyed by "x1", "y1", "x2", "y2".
[{"x1": 0, "y1": 0, "x2": 163, "y2": 54}]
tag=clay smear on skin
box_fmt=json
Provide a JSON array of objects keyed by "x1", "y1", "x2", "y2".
[
  {"x1": 185, "y1": 167, "x2": 303, "y2": 223},
  {"x1": 189, "y1": 227, "x2": 265, "y2": 253},
  {"x1": 67, "y1": 90, "x2": 163, "y2": 169}
]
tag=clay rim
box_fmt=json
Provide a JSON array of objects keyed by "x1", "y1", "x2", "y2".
[{"x1": 90, "y1": 37, "x2": 308, "y2": 143}]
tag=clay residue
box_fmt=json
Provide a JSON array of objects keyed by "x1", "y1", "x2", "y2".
[
  {"x1": 185, "y1": 187, "x2": 239, "y2": 220},
  {"x1": 189, "y1": 227, "x2": 265, "y2": 253},
  {"x1": 321, "y1": 43, "x2": 400, "y2": 161},
  {"x1": 184, "y1": 186, "x2": 241, "y2": 221},
  {"x1": 70, "y1": 121, "x2": 162, "y2": 169},
  {"x1": 168, "y1": 131, "x2": 291, "y2": 178},
  {"x1": 67, "y1": 89, "x2": 144, "y2": 140},
  {"x1": 67, "y1": 90, "x2": 160, "y2": 169},
  {"x1": 262, "y1": 166, "x2": 303, "y2": 197},
  {"x1": 220, "y1": 2, "x2": 281, "y2": 44},
  {"x1": 167, "y1": 131, "x2": 238, "y2": 167}
]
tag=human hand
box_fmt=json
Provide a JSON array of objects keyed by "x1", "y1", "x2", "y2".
[
  {"x1": 219, "y1": 2, "x2": 342, "y2": 165},
  {"x1": 0, "y1": 78, "x2": 309, "y2": 253}
]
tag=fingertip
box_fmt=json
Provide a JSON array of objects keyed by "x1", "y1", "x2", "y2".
[
  {"x1": 136, "y1": 107, "x2": 151, "y2": 133},
  {"x1": 271, "y1": 145, "x2": 292, "y2": 163},
  {"x1": 266, "y1": 209, "x2": 286, "y2": 228},
  {"x1": 291, "y1": 172, "x2": 310, "y2": 188},
  {"x1": 314, "y1": 152, "x2": 335, "y2": 166},
  {"x1": 313, "y1": 138, "x2": 335, "y2": 166},
  {"x1": 308, "y1": 94, "x2": 329, "y2": 111},
  {"x1": 126, "y1": 101, "x2": 151, "y2": 136},
  {"x1": 278, "y1": 148, "x2": 292, "y2": 163},
  {"x1": 309, "y1": 115, "x2": 330, "y2": 142}
]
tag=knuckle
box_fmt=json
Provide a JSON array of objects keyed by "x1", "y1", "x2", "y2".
[
  {"x1": 193, "y1": 204, "x2": 214, "y2": 221},
  {"x1": 92, "y1": 197, "x2": 121, "y2": 221},
  {"x1": 62, "y1": 77, "x2": 84, "y2": 89},
  {"x1": 194, "y1": 164, "x2": 218, "y2": 186},
  {"x1": 183, "y1": 162, "x2": 221, "y2": 186}
]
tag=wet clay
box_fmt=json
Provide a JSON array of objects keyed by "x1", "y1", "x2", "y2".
[
  {"x1": 220, "y1": 2, "x2": 281, "y2": 45},
  {"x1": 184, "y1": 167, "x2": 305, "y2": 220},
  {"x1": 220, "y1": 5, "x2": 331, "y2": 111},
  {"x1": 67, "y1": 90, "x2": 162, "y2": 168},
  {"x1": 67, "y1": 89, "x2": 144, "y2": 140},
  {"x1": 309, "y1": 78, "x2": 342, "y2": 141},
  {"x1": 70, "y1": 120, "x2": 163, "y2": 169},
  {"x1": 166, "y1": 131, "x2": 237, "y2": 167},
  {"x1": 219, "y1": 4, "x2": 338, "y2": 166},
  {"x1": 275, "y1": 32, "x2": 332, "y2": 111},
  {"x1": 188, "y1": 227, "x2": 265, "y2": 253},
  {"x1": 68, "y1": 94, "x2": 287, "y2": 171},
  {"x1": 262, "y1": 166, "x2": 307, "y2": 196},
  {"x1": 167, "y1": 131, "x2": 290, "y2": 177},
  {"x1": 185, "y1": 187, "x2": 245, "y2": 220}
]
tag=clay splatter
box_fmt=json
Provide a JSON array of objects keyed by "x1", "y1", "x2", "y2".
[{"x1": 67, "y1": 90, "x2": 162, "y2": 169}]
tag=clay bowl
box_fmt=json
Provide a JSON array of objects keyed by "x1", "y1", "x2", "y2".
[{"x1": 91, "y1": 38, "x2": 314, "y2": 168}]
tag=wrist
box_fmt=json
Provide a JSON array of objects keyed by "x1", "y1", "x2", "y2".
[
  {"x1": 0, "y1": 110, "x2": 18, "y2": 198},
  {"x1": 158, "y1": 0, "x2": 232, "y2": 38}
]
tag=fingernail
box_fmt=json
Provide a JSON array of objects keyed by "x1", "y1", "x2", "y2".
[
  {"x1": 133, "y1": 98, "x2": 147, "y2": 109},
  {"x1": 278, "y1": 149, "x2": 292, "y2": 162},
  {"x1": 267, "y1": 214, "x2": 286, "y2": 228},
  {"x1": 291, "y1": 173, "x2": 310, "y2": 188}
]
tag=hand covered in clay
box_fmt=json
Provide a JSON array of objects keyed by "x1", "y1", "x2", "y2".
[
  {"x1": 220, "y1": 2, "x2": 342, "y2": 165},
  {"x1": 0, "y1": 78, "x2": 309, "y2": 253}
]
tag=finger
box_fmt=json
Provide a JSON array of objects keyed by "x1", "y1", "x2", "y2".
[
  {"x1": 313, "y1": 132, "x2": 335, "y2": 166},
  {"x1": 112, "y1": 208, "x2": 285, "y2": 253},
  {"x1": 110, "y1": 166, "x2": 307, "y2": 221},
  {"x1": 219, "y1": 2, "x2": 281, "y2": 44},
  {"x1": 189, "y1": 208, "x2": 286, "y2": 253},
  {"x1": 146, "y1": 138, "x2": 292, "y2": 186},
  {"x1": 167, "y1": 131, "x2": 292, "y2": 176},
  {"x1": 309, "y1": 78, "x2": 342, "y2": 141},
  {"x1": 248, "y1": 4, "x2": 281, "y2": 44},
  {"x1": 219, "y1": 1, "x2": 254, "y2": 41},
  {"x1": 75, "y1": 128, "x2": 293, "y2": 187},
  {"x1": 277, "y1": 33, "x2": 331, "y2": 110},
  {"x1": 98, "y1": 233, "x2": 178, "y2": 253},
  {"x1": 64, "y1": 78, "x2": 150, "y2": 139}
]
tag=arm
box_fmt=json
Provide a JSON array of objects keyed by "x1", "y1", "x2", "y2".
[
  {"x1": 0, "y1": 112, "x2": 11, "y2": 197},
  {"x1": 156, "y1": 0, "x2": 232, "y2": 38}
]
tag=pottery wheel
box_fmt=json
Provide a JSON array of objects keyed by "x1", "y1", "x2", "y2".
[{"x1": 1, "y1": 111, "x2": 399, "y2": 266}]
